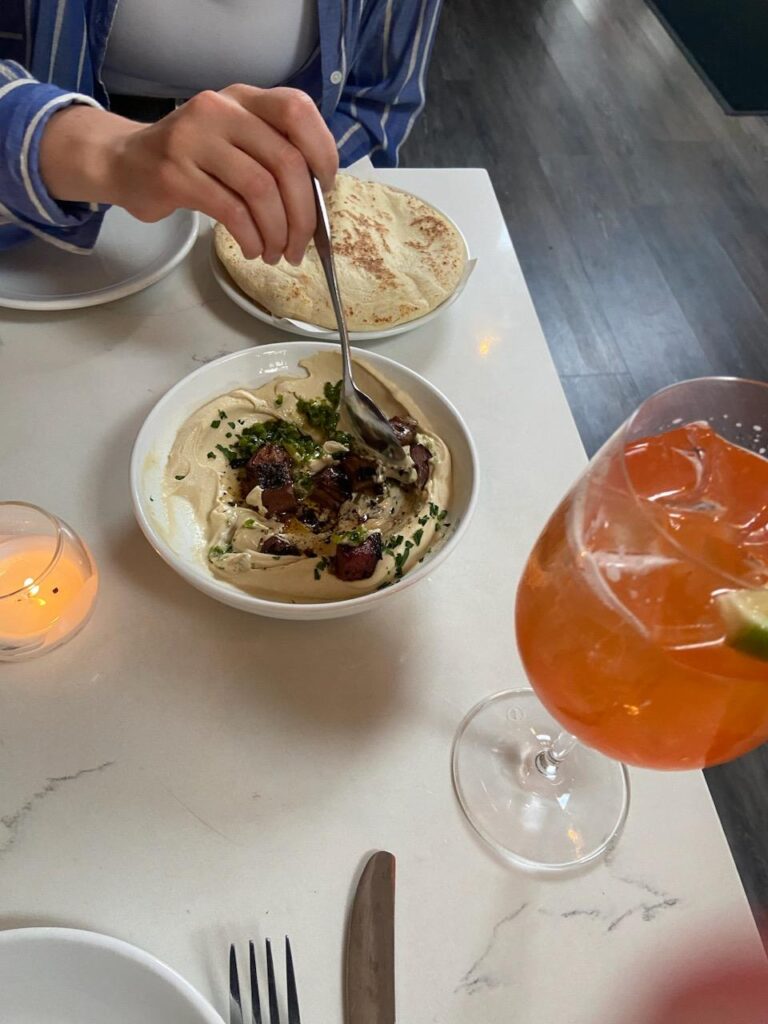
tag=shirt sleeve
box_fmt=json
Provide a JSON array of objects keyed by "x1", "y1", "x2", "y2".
[
  {"x1": 328, "y1": 0, "x2": 443, "y2": 168},
  {"x1": 0, "y1": 60, "x2": 107, "y2": 252}
]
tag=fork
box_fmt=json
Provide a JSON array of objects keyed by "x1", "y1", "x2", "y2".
[{"x1": 229, "y1": 938, "x2": 301, "y2": 1024}]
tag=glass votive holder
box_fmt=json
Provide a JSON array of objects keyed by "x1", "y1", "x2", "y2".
[{"x1": 0, "y1": 502, "x2": 98, "y2": 662}]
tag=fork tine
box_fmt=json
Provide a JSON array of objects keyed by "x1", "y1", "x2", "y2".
[
  {"x1": 265, "y1": 938, "x2": 280, "y2": 1024},
  {"x1": 249, "y1": 940, "x2": 263, "y2": 1024},
  {"x1": 229, "y1": 945, "x2": 244, "y2": 1024},
  {"x1": 285, "y1": 937, "x2": 301, "y2": 1024}
]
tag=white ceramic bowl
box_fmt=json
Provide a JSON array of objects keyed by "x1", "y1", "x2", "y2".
[
  {"x1": 0, "y1": 927, "x2": 223, "y2": 1024},
  {"x1": 131, "y1": 342, "x2": 478, "y2": 620}
]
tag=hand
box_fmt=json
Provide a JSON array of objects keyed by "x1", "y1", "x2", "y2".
[{"x1": 40, "y1": 85, "x2": 339, "y2": 264}]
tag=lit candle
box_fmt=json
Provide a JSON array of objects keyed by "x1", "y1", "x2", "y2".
[{"x1": 0, "y1": 504, "x2": 98, "y2": 661}]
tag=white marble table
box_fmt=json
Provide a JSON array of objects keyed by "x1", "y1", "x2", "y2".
[{"x1": 0, "y1": 169, "x2": 764, "y2": 1022}]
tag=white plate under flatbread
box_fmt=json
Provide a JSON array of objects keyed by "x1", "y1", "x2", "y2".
[{"x1": 213, "y1": 174, "x2": 468, "y2": 331}]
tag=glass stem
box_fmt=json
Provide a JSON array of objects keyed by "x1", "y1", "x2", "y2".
[{"x1": 535, "y1": 730, "x2": 578, "y2": 780}]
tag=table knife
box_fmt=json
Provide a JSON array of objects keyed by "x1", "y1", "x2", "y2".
[{"x1": 345, "y1": 850, "x2": 396, "y2": 1024}]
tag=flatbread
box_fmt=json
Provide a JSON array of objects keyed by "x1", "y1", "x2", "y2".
[{"x1": 214, "y1": 174, "x2": 467, "y2": 330}]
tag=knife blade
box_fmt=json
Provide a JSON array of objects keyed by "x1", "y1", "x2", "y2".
[{"x1": 345, "y1": 850, "x2": 396, "y2": 1024}]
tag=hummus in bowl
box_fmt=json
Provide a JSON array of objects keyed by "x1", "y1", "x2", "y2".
[{"x1": 131, "y1": 343, "x2": 478, "y2": 620}]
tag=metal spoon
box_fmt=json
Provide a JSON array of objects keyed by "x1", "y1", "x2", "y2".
[{"x1": 311, "y1": 176, "x2": 406, "y2": 466}]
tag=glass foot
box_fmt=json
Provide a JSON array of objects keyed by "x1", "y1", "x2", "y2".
[{"x1": 452, "y1": 689, "x2": 630, "y2": 871}]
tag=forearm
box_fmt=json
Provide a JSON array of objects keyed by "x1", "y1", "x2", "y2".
[
  {"x1": 38, "y1": 105, "x2": 142, "y2": 206},
  {"x1": 26, "y1": 83, "x2": 338, "y2": 262},
  {"x1": 0, "y1": 64, "x2": 109, "y2": 249}
]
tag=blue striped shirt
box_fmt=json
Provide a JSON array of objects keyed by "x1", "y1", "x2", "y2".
[{"x1": 0, "y1": 0, "x2": 442, "y2": 251}]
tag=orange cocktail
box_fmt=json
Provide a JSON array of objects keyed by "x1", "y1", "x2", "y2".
[{"x1": 516, "y1": 421, "x2": 768, "y2": 769}]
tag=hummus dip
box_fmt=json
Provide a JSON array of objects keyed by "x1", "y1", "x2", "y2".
[{"x1": 166, "y1": 352, "x2": 451, "y2": 603}]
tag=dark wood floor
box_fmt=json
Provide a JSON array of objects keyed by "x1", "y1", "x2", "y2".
[{"x1": 401, "y1": 0, "x2": 768, "y2": 914}]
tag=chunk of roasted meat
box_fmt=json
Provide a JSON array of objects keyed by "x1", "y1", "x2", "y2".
[
  {"x1": 310, "y1": 464, "x2": 352, "y2": 511},
  {"x1": 261, "y1": 485, "x2": 299, "y2": 516},
  {"x1": 244, "y1": 443, "x2": 292, "y2": 489},
  {"x1": 338, "y1": 452, "x2": 378, "y2": 491},
  {"x1": 410, "y1": 443, "x2": 432, "y2": 489},
  {"x1": 334, "y1": 532, "x2": 383, "y2": 581},
  {"x1": 244, "y1": 444, "x2": 298, "y2": 517},
  {"x1": 389, "y1": 415, "x2": 418, "y2": 447},
  {"x1": 259, "y1": 535, "x2": 301, "y2": 556}
]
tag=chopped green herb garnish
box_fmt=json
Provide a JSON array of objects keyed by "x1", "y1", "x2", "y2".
[
  {"x1": 418, "y1": 515, "x2": 429, "y2": 526},
  {"x1": 394, "y1": 539, "x2": 415, "y2": 578},
  {"x1": 208, "y1": 544, "x2": 232, "y2": 559},
  {"x1": 428, "y1": 502, "x2": 448, "y2": 525},
  {"x1": 297, "y1": 379, "x2": 346, "y2": 440},
  {"x1": 210, "y1": 419, "x2": 221, "y2": 429},
  {"x1": 294, "y1": 472, "x2": 314, "y2": 499},
  {"x1": 242, "y1": 518, "x2": 256, "y2": 528},
  {"x1": 207, "y1": 451, "x2": 216, "y2": 459},
  {"x1": 384, "y1": 534, "x2": 404, "y2": 552},
  {"x1": 332, "y1": 526, "x2": 368, "y2": 546},
  {"x1": 174, "y1": 474, "x2": 186, "y2": 481},
  {"x1": 218, "y1": 410, "x2": 227, "y2": 420},
  {"x1": 215, "y1": 379, "x2": 352, "y2": 473},
  {"x1": 216, "y1": 442, "x2": 238, "y2": 461},
  {"x1": 217, "y1": 419, "x2": 319, "y2": 468},
  {"x1": 225, "y1": 432, "x2": 232, "y2": 438},
  {"x1": 324, "y1": 379, "x2": 342, "y2": 405},
  {"x1": 314, "y1": 557, "x2": 329, "y2": 581},
  {"x1": 413, "y1": 528, "x2": 424, "y2": 546}
]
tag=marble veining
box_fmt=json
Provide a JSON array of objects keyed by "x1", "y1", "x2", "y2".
[
  {"x1": 606, "y1": 898, "x2": 680, "y2": 932},
  {"x1": 163, "y1": 786, "x2": 239, "y2": 845},
  {"x1": 457, "y1": 872, "x2": 684, "y2": 996},
  {"x1": 455, "y1": 902, "x2": 529, "y2": 995},
  {"x1": 538, "y1": 872, "x2": 681, "y2": 933},
  {"x1": 0, "y1": 761, "x2": 115, "y2": 855}
]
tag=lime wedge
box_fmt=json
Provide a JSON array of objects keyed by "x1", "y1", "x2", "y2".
[{"x1": 717, "y1": 589, "x2": 768, "y2": 661}]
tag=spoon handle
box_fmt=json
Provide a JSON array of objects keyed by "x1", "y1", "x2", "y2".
[{"x1": 311, "y1": 176, "x2": 354, "y2": 392}]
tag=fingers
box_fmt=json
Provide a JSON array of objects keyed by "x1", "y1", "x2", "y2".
[
  {"x1": 215, "y1": 116, "x2": 316, "y2": 265},
  {"x1": 263, "y1": 139, "x2": 317, "y2": 265},
  {"x1": 200, "y1": 141, "x2": 289, "y2": 264},
  {"x1": 132, "y1": 86, "x2": 338, "y2": 264},
  {"x1": 180, "y1": 167, "x2": 265, "y2": 260},
  {"x1": 224, "y1": 85, "x2": 339, "y2": 192}
]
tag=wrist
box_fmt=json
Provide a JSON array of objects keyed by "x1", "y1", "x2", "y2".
[{"x1": 39, "y1": 104, "x2": 143, "y2": 207}]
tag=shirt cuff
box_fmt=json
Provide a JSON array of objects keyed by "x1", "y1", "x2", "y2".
[{"x1": 1, "y1": 80, "x2": 104, "y2": 234}]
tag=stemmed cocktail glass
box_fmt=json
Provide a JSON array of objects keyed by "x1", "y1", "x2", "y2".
[{"x1": 453, "y1": 378, "x2": 768, "y2": 870}]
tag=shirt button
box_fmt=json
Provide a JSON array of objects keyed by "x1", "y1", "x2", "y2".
[{"x1": 330, "y1": 70, "x2": 343, "y2": 85}]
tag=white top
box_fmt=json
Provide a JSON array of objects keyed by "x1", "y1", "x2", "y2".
[
  {"x1": 102, "y1": 0, "x2": 319, "y2": 98},
  {"x1": 0, "y1": 166, "x2": 764, "y2": 1023}
]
